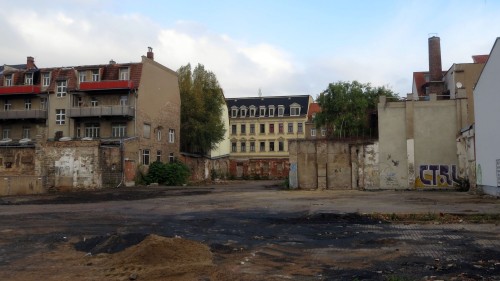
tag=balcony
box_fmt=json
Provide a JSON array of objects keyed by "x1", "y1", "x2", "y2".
[
  {"x1": 0, "y1": 109, "x2": 48, "y2": 120},
  {"x1": 68, "y1": 105, "x2": 135, "y2": 118},
  {"x1": 0, "y1": 85, "x2": 41, "y2": 95},
  {"x1": 79, "y1": 80, "x2": 134, "y2": 91}
]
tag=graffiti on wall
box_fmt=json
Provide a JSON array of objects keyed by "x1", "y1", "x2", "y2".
[{"x1": 415, "y1": 164, "x2": 459, "y2": 187}]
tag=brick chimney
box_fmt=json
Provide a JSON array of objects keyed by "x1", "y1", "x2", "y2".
[
  {"x1": 427, "y1": 36, "x2": 444, "y2": 97},
  {"x1": 27, "y1": 56, "x2": 36, "y2": 70},
  {"x1": 147, "y1": 47, "x2": 154, "y2": 60}
]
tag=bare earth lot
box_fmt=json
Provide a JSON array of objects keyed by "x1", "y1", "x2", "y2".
[{"x1": 0, "y1": 181, "x2": 499, "y2": 280}]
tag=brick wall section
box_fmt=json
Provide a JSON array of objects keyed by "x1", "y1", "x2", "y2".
[{"x1": 229, "y1": 158, "x2": 289, "y2": 180}]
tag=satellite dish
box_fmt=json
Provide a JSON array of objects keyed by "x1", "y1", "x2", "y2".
[{"x1": 456, "y1": 82, "x2": 463, "y2": 89}]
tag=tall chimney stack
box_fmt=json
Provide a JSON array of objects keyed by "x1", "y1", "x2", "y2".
[
  {"x1": 427, "y1": 35, "x2": 444, "y2": 96},
  {"x1": 27, "y1": 56, "x2": 35, "y2": 70},
  {"x1": 147, "y1": 47, "x2": 154, "y2": 60}
]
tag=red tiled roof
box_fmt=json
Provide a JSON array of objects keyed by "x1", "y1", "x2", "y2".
[
  {"x1": 413, "y1": 71, "x2": 427, "y2": 97},
  {"x1": 472, "y1": 55, "x2": 489, "y2": 64},
  {"x1": 307, "y1": 103, "x2": 321, "y2": 121}
]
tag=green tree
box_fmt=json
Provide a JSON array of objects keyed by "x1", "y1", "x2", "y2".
[
  {"x1": 315, "y1": 81, "x2": 398, "y2": 138},
  {"x1": 178, "y1": 63, "x2": 226, "y2": 155}
]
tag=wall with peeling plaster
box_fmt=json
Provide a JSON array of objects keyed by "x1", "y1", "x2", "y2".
[{"x1": 289, "y1": 139, "x2": 378, "y2": 190}]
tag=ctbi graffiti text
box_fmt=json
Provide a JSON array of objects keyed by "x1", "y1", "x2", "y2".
[{"x1": 416, "y1": 164, "x2": 459, "y2": 187}]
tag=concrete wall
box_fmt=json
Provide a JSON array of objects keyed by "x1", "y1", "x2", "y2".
[
  {"x1": 180, "y1": 154, "x2": 230, "y2": 182},
  {"x1": 229, "y1": 158, "x2": 289, "y2": 180},
  {"x1": 474, "y1": 38, "x2": 500, "y2": 196},
  {"x1": 44, "y1": 140, "x2": 101, "y2": 191},
  {"x1": 289, "y1": 139, "x2": 379, "y2": 190},
  {"x1": 378, "y1": 95, "x2": 462, "y2": 189}
]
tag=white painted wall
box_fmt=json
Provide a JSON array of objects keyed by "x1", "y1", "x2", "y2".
[{"x1": 474, "y1": 38, "x2": 500, "y2": 193}]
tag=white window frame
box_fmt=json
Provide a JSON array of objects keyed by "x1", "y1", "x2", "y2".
[
  {"x1": 120, "y1": 96, "x2": 128, "y2": 106},
  {"x1": 321, "y1": 128, "x2": 327, "y2": 136},
  {"x1": 40, "y1": 98, "x2": 47, "y2": 110},
  {"x1": 278, "y1": 105, "x2": 285, "y2": 117},
  {"x1": 156, "y1": 150, "x2": 162, "y2": 162},
  {"x1": 91, "y1": 98, "x2": 98, "y2": 107},
  {"x1": 112, "y1": 123, "x2": 127, "y2": 138},
  {"x1": 290, "y1": 106, "x2": 301, "y2": 116},
  {"x1": 157, "y1": 129, "x2": 162, "y2": 141},
  {"x1": 91, "y1": 69, "x2": 100, "y2": 81},
  {"x1": 42, "y1": 73, "x2": 50, "y2": 87},
  {"x1": 25, "y1": 98, "x2": 31, "y2": 110},
  {"x1": 142, "y1": 149, "x2": 150, "y2": 165},
  {"x1": 56, "y1": 81, "x2": 67, "y2": 97},
  {"x1": 240, "y1": 106, "x2": 247, "y2": 117},
  {"x1": 311, "y1": 128, "x2": 316, "y2": 137},
  {"x1": 169, "y1": 153, "x2": 175, "y2": 163},
  {"x1": 4, "y1": 74, "x2": 13, "y2": 86},
  {"x1": 169, "y1": 129, "x2": 175, "y2": 143},
  {"x1": 119, "y1": 68, "x2": 129, "y2": 80},
  {"x1": 231, "y1": 107, "x2": 238, "y2": 118},
  {"x1": 249, "y1": 106, "x2": 256, "y2": 117},
  {"x1": 269, "y1": 106, "x2": 275, "y2": 117},
  {"x1": 4, "y1": 99, "x2": 11, "y2": 111},
  {"x1": 85, "y1": 123, "x2": 100, "y2": 138},
  {"x1": 2, "y1": 128, "x2": 10, "y2": 139},
  {"x1": 25, "y1": 73, "x2": 33, "y2": 85},
  {"x1": 56, "y1": 109, "x2": 65, "y2": 125},
  {"x1": 79, "y1": 71, "x2": 86, "y2": 83},
  {"x1": 23, "y1": 127, "x2": 31, "y2": 139},
  {"x1": 259, "y1": 106, "x2": 266, "y2": 117}
]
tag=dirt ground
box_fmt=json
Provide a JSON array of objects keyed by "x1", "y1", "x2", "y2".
[{"x1": 0, "y1": 181, "x2": 499, "y2": 281}]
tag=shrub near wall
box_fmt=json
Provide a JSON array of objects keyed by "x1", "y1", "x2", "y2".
[{"x1": 146, "y1": 161, "x2": 190, "y2": 186}]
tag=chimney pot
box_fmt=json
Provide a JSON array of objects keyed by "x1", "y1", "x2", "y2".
[{"x1": 147, "y1": 47, "x2": 154, "y2": 60}]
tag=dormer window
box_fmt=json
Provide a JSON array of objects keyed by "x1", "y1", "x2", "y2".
[
  {"x1": 119, "y1": 68, "x2": 129, "y2": 80},
  {"x1": 269, "y1": 105, "x2": 275, "y2": 117},
  {"x1": 25, "y1": 73, "x2": 33, "y2": 85},
  {"x1": 79, "y1": 71, "x2": 86, "y2": 83},
  {"x1": 231, "y1": 107, "x2": 238, "y2": 118},
  {"x1": 92, "y1": 69, "x2": 100, "y2": 81},
  {"x1": 4, "y1": 74, "x2": 13, "y2": 86},
  {"x1": 42, "y1": 73, "x2": 51, "y2": 87},
  {"x1": 290, "y1": 103, "x2": 301, "y2": 116},
  {"x1": 278, "y1": 105, "x2": 285, "y2": 117},
  {"x1": 249, "y1": 106, "x2": 256, "y2": 117},
  {"x1": 240, "y1": 106, "x2": 247, "y2": 117},
  {"x1": 259, "y1": 106, "x2": 266, "y2": 117}
]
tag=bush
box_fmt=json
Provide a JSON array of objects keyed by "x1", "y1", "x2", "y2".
[
  {"x1": 145, "y1": 161, "x2": 168, "y2": 184},
  {"x1": 164, "y1": 161, "x2": 191, "y2": 186},
  {"x1": 145, "y1": 161, "x2": 191, "y2": 186}
]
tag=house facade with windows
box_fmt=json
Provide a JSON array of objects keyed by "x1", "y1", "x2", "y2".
[
  {"x1": 225, "y1": 95, "x2": 313, "y2": 179},
  {"x1": 0, "y1": 48, "x2": 180, "y2": 194}
]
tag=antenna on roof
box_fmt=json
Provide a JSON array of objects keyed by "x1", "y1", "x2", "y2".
[{"x1": 258, "y1": 88, "x2": 262, "y2": 97}]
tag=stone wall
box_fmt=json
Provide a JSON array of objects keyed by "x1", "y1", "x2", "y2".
[
  {"x1": 229, "y1": 158, "x2": 289, "y2": 180},
  {"x1": 179, "y1": 154, "x2": 230, "y2": 182}
]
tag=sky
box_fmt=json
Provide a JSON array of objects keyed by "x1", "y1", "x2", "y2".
[{"x1": 1, "y1": 0, "x2": 499, "y2": 98}]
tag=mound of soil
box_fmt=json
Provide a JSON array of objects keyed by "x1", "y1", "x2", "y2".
[{"x1": 109, "y1": 234, "x2": 213, "y2": 266}]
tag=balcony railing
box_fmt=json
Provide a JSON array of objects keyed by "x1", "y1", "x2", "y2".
[
  {"x1": 0, "y1": 85, "x2": 41, "y2": 95},
  {"x1": 0, "y1": 109, "x2": 48, "y2": 119},
  {"x1": 68, "y1": 105, "x2": 135, "y2": 118},
  {"x1": 79, "y1": 80, "x2": 134, "y2": 91}
]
